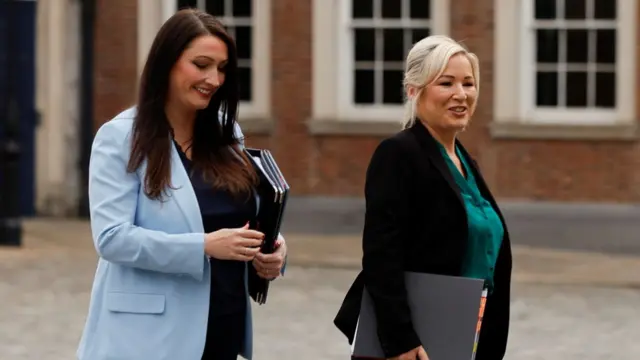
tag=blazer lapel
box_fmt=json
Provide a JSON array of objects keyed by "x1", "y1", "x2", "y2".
[
  {"x1": 169, "y1": 141, "x2": 204, "y2": 233},
  {"x1": 408, "y1": 122, "x2": 464, "y2": 208}
]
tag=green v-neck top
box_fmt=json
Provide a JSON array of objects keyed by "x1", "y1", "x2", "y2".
[{"x1": 436, "y1": 143, "x2": 504, "y2": 291}]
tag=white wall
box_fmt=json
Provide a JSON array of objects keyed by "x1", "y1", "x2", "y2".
[{"x1": 35, "y1": 0, "x2": 81, "y2": 216}]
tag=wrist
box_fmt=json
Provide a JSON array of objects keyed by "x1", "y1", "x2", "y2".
[{"x1": 203, "y1": 233, "x2": 210, "y2": 257}]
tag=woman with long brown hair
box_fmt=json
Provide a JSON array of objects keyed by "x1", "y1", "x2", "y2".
[{"x1": 76, "y1": 9, "x2": 286, "y2": 360}]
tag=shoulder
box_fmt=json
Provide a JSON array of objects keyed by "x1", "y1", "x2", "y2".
[
  {"x1": 217, "y1": 109, "x2": 245, "y2": 145},
  {"x1": 371, "y1": 128, "x2": 416, "y2": 161},
  {"x1": 92, "y1": 107, "x2": 137, "y2": 151},
  {"x1": 367, "y1": 129, "x2": 417, "y2": 175},
  {"x1": 96, "y1": 107, "x2": 136, "y2": 137}
]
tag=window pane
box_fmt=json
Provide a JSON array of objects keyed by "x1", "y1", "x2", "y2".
[
  {"x1": 595, "y1": 72, "x2": 615, "y2": 107},
  {"x1": 535, "y1": 0, "x2": 556, "y2": 19},
  {"x1": 566, "y1": 72, "x2": 587, "y2": 107},
  {"x1": 179, "y1": 0, "x2": 198, "y2": 9},
  {"x1": 412, "y1": 28, "x2": 430, "y2": 44},
  {"x1": 353, "y1": 0, "x2": 374, "y2": 18},
  {"x1": 536, "y1": 71, "x2": 558, "y2": 106},
  {"x1": 235, "y1": 26, "x2": 252, "y2": 60},
  {"x1": 383, "y1": 29, "x2": 404, "y2": 61},
  {"x1": 410, "y1": 0, "x2": 430, "y2": 19},
  {"x1": 594, "y1": 0, "x2": 616, "y2": 19},
  {"x1": 354, "y1": 29, "x2": 375, "y2": 62},
  {"x1": 537, "y1": 29, "x2": 559, "y2": 63},
  {"x1": 205, "y1": 0, "x2": 224, "y2": 16},
  {"x1": 383, "y1": 70, "x2": 404, "y2": 104},
  {"x1": 232, "y1": 0, "x2": 252, "y2": 17},
  {"x1": 381, "y1": 0, "x2": 401, "y2": 18},
  {"x1": 354, "y1": 70, "x2": 375, "y2": 104},
  {"x1": 564, "y1": 0, "x2": 586, "y2": 19},
  {"x1": 566, "y1": 30, "x2": 588, "y2": 63},
  {"x1": 596, "y1": 30, "x2": 616, "y2": 64},
  {"x1": 238, "y1": 67, "x2": 252, "y2": 101}
]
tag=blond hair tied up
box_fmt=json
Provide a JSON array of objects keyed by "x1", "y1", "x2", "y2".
[{"x1": 401, "y1": 35, "x2": 480, "y2": 129}]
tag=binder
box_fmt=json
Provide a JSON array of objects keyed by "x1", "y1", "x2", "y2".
[
  {"x1": 351, "y1": 272, "x2": 486, "y2": 360},
  {"x1": 243, "y1": 148, "x2": 290, "y2": 304}
]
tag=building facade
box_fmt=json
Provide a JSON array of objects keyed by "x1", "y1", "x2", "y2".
[{"x1": 33, "y1": 0, "x2": 640, "y2": 216}]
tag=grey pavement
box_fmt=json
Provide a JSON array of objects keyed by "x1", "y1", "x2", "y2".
[
  {"x1": 282, "y1": 197, "x2": 640, "y2": 256},
  {"x1": 2, "y1": 217, "x2": 640, "y2": 359},
  {"x1": 2, "y1": 256, "x2": 640, "y2": 359}
]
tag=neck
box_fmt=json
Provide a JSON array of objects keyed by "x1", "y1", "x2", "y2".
[
  {"x1": 165, "y1": 100, "x2": 196, "y2": 143},
  {"x1": 421, "y1": 120, "x2": 457, "y2": 155}
]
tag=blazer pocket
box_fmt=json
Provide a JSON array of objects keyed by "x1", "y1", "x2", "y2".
[{"x1": 106, "y1": 292, "x2": 166, "y2": 314}]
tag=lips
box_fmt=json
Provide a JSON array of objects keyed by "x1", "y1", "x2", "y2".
[
  {"x1": 194, "y1": 86, "x2": 213, "y2": 96},
  {"x1": 448, "y1": 106, "x2": 467, "y2": 114}
]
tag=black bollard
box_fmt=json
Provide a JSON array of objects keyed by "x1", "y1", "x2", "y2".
[{"x1": 0, "y1": 97, "x2": 23, "y2": 247}]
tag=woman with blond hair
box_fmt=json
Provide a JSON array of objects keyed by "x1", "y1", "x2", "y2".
[{"x1": 334, "y1": 35, "x2": 512, "y2": 360}]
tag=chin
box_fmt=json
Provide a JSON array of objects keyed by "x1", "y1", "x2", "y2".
[
  {"x1": 445, "y1": 118, "x2": 470, "y2": 131},
  {"x1": 189, "y1": 100, "x2": 211, "y2": 111}
]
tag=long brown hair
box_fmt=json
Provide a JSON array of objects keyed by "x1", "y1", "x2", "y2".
[{"x1": 127, "y1": 9, "x2": 257, "y2": 200}]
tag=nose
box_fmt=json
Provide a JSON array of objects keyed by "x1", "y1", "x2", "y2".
[
  {"x1": 205, "y1": 70, "x2": 221, "y2": 88},
  {"x1": 452, "y1": 84, "x2": 467, "y2": 100}
]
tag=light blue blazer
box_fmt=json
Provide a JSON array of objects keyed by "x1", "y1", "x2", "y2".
[{"x1": 76, "y1": 107, "x2": 283, "y2": 360}]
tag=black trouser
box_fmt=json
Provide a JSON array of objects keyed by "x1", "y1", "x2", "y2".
[{"x1": 201, "y1": 310, "x2": 246, "y2": 360}]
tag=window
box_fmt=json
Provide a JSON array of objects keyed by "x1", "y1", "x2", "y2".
[
  {"x1": 312, "y1": 0, "x2": 449, "y2": 122},
  {"x1": 531, "y1": 0, "x2": 617, "y2": 121},
  {"x1": 495, "y1": 0, "x2": 636, "y2": 127},
  {"x1": 349, "y1": 0, "x2": 431, "y2": 106},
  {"x1": 172, "y1": 0, "x2": 271, "y2": 118}
]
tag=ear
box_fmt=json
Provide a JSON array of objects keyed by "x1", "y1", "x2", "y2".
[{"x1": 406, "y1": 85, "x2": 418, "y2": 99}]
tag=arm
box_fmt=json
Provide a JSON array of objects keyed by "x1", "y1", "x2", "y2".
[
  {"x1": 88, "y1": 121, "x2": 206, "y2": 280},
  {"x1": 362, "y1": 138, "x2": 421, "y2": 358}
]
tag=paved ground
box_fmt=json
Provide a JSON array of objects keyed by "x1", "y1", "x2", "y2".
[
  {"x1": 282, "y1": 197, "x2": 640, "y2": 256},
  {"x1": 2, "y1": 219, "x2": 640, "y2": 359}
]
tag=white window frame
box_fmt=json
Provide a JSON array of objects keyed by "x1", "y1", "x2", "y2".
[
  {"x1": 137, "y1": 0, "x2": 271, "y2": 120},
  {"x1": 494, "y1": 0, "x2": 636, "y2": 126},
  {"x1": 312, "y1": 0, "x2": 449, "y2": 122}
]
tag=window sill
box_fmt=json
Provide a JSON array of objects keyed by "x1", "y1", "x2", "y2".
[
  {"x1": 307, "y1": 118, "x2": 402, "y2": 136},
  {"x1": 490, "y1": 121, "x2": 640, "y2": 141},
  {"x1": 239, "y1": 117, "x2": 273, "y2": 135}
]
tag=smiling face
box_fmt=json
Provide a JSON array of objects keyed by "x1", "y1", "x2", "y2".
[
  {"x1": 167, "y1": 34, "x2": 228, "y2": 111},
  {"x1": 416, "y1": 53, "x2": 477, "y2": 133}
]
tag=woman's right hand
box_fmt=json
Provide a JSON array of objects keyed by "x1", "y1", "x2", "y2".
[
  {"x1": 388, "y1": 345, "x2": 429, "y2": 360},
  {"x1": 204, "y1": 223, "x2": 264, "y2": 261}
]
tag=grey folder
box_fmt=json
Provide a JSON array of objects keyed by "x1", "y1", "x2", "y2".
[{"x1": 351, "y1": 272, "x2": 485, "y2": 360}]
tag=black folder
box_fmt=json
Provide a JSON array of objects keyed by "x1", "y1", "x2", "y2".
[
  {"x1": 243, "y1": 148, "x2": 290, "y2": 304},
  {"x1": 352, "y1": 272, "x2": 487, "y2": 360}
]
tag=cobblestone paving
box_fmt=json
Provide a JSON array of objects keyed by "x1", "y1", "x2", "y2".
[{"x1": 2, "y1": 255, "x2": 639, "y2": 359}]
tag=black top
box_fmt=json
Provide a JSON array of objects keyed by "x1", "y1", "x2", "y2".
[
  {"x1": 333, "y1": 121, "x2": 512, "y2": 360},
  {"x1": 175, "y1": 142, "x2": 256, "y2": 316}
]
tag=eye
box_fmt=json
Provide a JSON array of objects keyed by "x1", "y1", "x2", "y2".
[
  {"x1": 464, "y1": 82, "x2": 475, "y2": 87},
  {"x1": 192, "y1": 61, "x2": 209, "y2": 69},
  {"x1": 439, "y1": 81, "x2": 452, "y2": 86}
]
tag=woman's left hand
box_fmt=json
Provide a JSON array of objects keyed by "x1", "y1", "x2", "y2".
[{"x1": 252, "y1": 236, "x2": 287, "y2": 280}]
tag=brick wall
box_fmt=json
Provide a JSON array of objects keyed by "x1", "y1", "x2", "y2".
[
  {"x1": 93, "y1": 0, "x2": 138, "y2": 131},
  {"x1": 94, "y1": 0, "x2": 640, "y2": 203},
  {"x1": 449, "y1": 0, "x2": 640, "y2": 202},
  {"x1": 245, "y1": 0, "x2": 640, "y2": 203}
]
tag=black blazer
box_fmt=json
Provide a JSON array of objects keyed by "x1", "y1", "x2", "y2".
[{"x1": 334, "y1": 121, "x2": 512, "y2": 360}]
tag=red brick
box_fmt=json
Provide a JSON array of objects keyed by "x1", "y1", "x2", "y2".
[
  {"x1": 93, "y1": 0, "x2": 640, "y2": 202},
  {"x1": 93, "y1": 0, "x2": 138, "y2": 130}
]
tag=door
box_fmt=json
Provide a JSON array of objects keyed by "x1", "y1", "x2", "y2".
[{"x1": 0, "y1": 0, "x2": 37, "y2": 216}]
